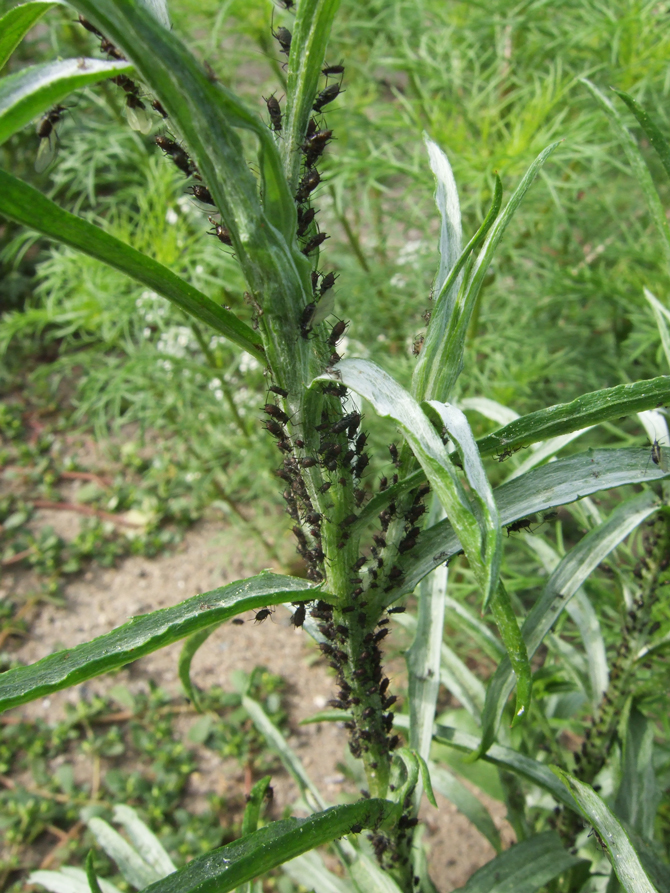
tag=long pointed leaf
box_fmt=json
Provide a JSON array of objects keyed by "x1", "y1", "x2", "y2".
[
  {"x1": 0, "y1": 58, "x2": 132, "y2": 145},
  {"x1": 583, "y1": 79, "x2": 670, "y2": 271},
  {"x1": 178, "y1": 624, "x2": 222, "y2": 711},
  {"x1": 111, "y1": 806, "x2": 175, "y2": 879},
  {"x1": 397, "y1": 448, "x2": 669, "y2": 601},
  {"x1": 488, "y1": 582, "x2": 531, "y2": 730},
  {"x1": 0, "y1": 573, "x2": 316, "y2": 712},
  {"x1": 474, "y1": 492, "x2": 658, "y2": 758},
  {"x1": 139, "y1": 801, "x2": 394, "y2": 893},
  {"x1": 553, "y1": 770, "x2": 659, "y2": 893},
  {"x1": 452, "y1": 831, "x2": 584, "y2": 893},
  {"x1": 0, "y1": 169, "x2": 264, "y2": 361},
  {"x1": 643, "y1": 289, "x2": 670, "y2": 371},
  {"x1": 0, "y1": 1, "x2": 63, "y2": 71},
  {"x1": 613, "y1": 89, "x2": 670, "y2": 183}
]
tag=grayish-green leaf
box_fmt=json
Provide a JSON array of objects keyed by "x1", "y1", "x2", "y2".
[
  {"x1": 643, "y1": 289, "x2": 670, "y2": 371},
  {"x1": 614, "y1": 709, "x2": 660, "y2": 843},
  {"x1": 111, "y1": 807, "x2": 175, "y2": 879},
  {"x1": 475, "y1": 491, "x2": 658, "y2": 757},
  {"x1": 452, "y1": 831, "x2": 584, "y2": 893},
  {"x1": 0, "y1": 58, "x2": 132, "y2": 146},
  {"x1": 30, "y1": 867, "x2": 121, "y2": 893},
  {"x1": 0, "y1": 169, "x2": 264, "y2": 362},
  {"x1": 429, "y1": 763, "x2": 501, "y2": 852},
  {"x1": 553, "y1": 769, "x2": 659, "y2": 893},
  {"x1": 424, "y1": 135, "x2": 462, "y2": 297},
  {"x1": 88, "y1": 817, "x2": 161, "y2": 890},
  {"x1": 178, "y1": 624, "x2": 222, "y2": 712},
  {"x1": 241, "y1": 776, "x2": 272, "y2": 838},
  {"x1": 0, "y1": 573, "x2": 316, "y2": 713},
  {"x1": 0, "y1": 1, "x2": 63, "y2": 71}
]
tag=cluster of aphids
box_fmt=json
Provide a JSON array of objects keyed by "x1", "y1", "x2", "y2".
[
  {"x1": 76, "y1": 17, "x2": 230, "y2": 245},
  {"x1": 369, "y1": 790, "x2": 418, "y2": 872},
  {"x1": 312, "y1": 600, "x2": 401, "y2": 759}
]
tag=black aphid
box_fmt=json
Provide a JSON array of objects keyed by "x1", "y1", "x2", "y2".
[
  {"x1": 272, "y1": 25, "x2": 292, "y2": 55},
  {"x1": 322, "y1": 63, "x2": 345, "y2": 76},
  {"x1": 320, "y1": 271, "x2": 337, "y2": 294},
  {"x1": 291, "y1": 604, "x2": 306, "y2": 628},
  {"x1": 389, "y1": 443, "x2": 399, "y2": 466},
  {"x1": 505, "y1": 518, "x2": 533, "y2": 536},
  {"x1": 232, "y1": 618, "x2": 245, "y2": 625},
  {"x1": 387, "y1": 606, "x2": 406, "y2": 614},
  {"x1": 313, "y1": 82, "x2": 342, "y2": 112},
  {"x1": 254, "y1": 608, "x2": 274, "y2": 623},
  {"x1": 269, "y1": 384, "x2": 289, "y2": 398},
  {"x1": 189, "y1": 184, "x2": 216, "y2": 206},
  {"x1": 303, "y1": 128, "x2": 333, "y2": 166},
  {"x1": 302, "y1": 232, "x2": 329, "y2": 255},
  {"x1": 264, "y1": 403, "x2": 290, "y2": 424},
  {"x1": 296, "y1": 167, "x2": 321, "y2": 203},
  {"x1": 152, "y1": 99, "x2": 168, "y2": 118},
  {"x1": 297, "y1": 206, "x2": 316, "y2": 237},
  {"x1": 331, "y1": 412, "x2": 361, "y2": 435},
  {"x1": 208, "y1": 217, "x2": 233, "y2": 246},
  {"x1": 328, "y1": 319, "x2": 347, "y2": 346},
  {"x1": 264, "y1": 94, "x2": 283, "y2": 132}
]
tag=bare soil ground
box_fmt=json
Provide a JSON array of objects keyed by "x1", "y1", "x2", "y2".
[{"x1": 2, "y1": 497, "x2": 512, "y2": 891}]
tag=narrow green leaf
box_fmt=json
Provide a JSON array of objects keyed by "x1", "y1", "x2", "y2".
[
  {"x1": 0, "y1": 1, "x2": 62, "y2": 71},
  {"x1": 434, "y1": 725, "x2": 578, "y2": 810},
  {"x1": 427, "y1": 401, "x2": 502, "y2": 606},
  {"x1": 424, "y1": 135, "x2": 463, "y2": 296},
  {"x1": 643, "y1": 289, "x2": 670, "y2": 372},
  {"x1": 88, "y1": 817, "x2": 161, "y2": 889},
  {"x1": 242, "y1": 776, "x2": 272, "y2": 837},
  {"x1": 139, "y1": 802, "x2": 393, "y2": 893},
  {"x1": 356, "y1": 375, "x2": 670, "y2": 532},
  {"x1": 395, "y1": 449, "x2": 669, "y2": 602},
  {"x1": 282, "y1": 0, "x2": 342, "y2": 193},
  {"x1": 553, "y1": 770, "x2": 659, "y2": 893},
  {"x1": 452, "y1": 831, "x2": 584, "y2": 893},
  {"x1": 317, "y1": 359, "x2": 487, "y2": 594},
  {"x1": 29, "y1": 867, "x2": 121, "y2": 893},
  {"x1": 0, "y1": 573, "x2": 316, "y2": 713},
  {"x1": 474, "y1": 492, "x2": 658, "y2": 758},
  {"x1": 414, "y1": 165, "x2": 502, "y2": 403},
  {"x1": 427, "y1": 143, "x2": 560, "y2": 401},
  {"x1": 583, "y1": 79, "x2": 670, "y2": 272},
  {"x1": 405, "y1": 498, "x2": 447, "y2": 791},
  {"x1": 612, "y1": 90, "x2": 670, "y2": 185},
  {"x1": 415, "y1": 752, "x2": 438, "y2": 808},
  {"x1": 488, "y1": 582, "x2": 531, "y2": 731},
  {"x1": 429, "y1": 763, "x2": 501, "y2": 852},
  {"x1": 111, "y1": 806, "x2": 175, "y2": 878},
  {"x1": 0, "y1": 58, "x2": 132, "y2": 145},
  {"x1": 477, "y1": 375, "x2": 670, "y2": 458},
  {"x1": 614, "y1": 709, "x2": 660, "y2": 842},
  {"x1": 85, "y1": 853, "x2": 102, "y2": 893},
  {"x1": 0, "y1": 169, "x2": 264, "y2": 362},
  {"x1": 178, "y1": 624, "x2": 222, "y2": 711}
]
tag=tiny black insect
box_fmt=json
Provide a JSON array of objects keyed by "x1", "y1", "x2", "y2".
[
  {"x1": 302, "y1": 128, "x2": 333, "y2": 166},
  {"x1": 389, "y1": 443, "x2": 399, "y2": 466},
  {"x1": 505, "y1": 517, "x2": 534, "y2": 536},
  {"x1": 151, "y1": 98, "x2": 168, "y2": 118},
  {"x1": 328, "y1": 319, "x2": 348, "y2": 346},
  {"x1": 291, "y1": 604, "x2": 306, "y2": 628},
  {"x1": 263, "y1": 419, "x2": 284, "y2": 438},
  {"x1": 322, "y1": 63, "x2": 345, "y2": 76},
  {"x1": 264, "y1": 403, "x2": 290, "y2": 424},
  {"x1": 264, "y1": 94, "x2": 283, "y2": 132},
  {"x1": 300, "y1": 457, "x2": 318, "y2": 468},
  {"x1": 356, "y1": 454, "x2": 370, "y2": 474},
  {"x1": 302, "y1": 232, "x2": 329, "y2": 255},
  {"x1": 189, "y1": 184, "x2": 216, "y2": 206},
  {"x1": 268, "y1": 384, "x2": 289, "y2": 398},
  {"x1": 331, "y1": 412, "x2": 361, "y2": 435},
  {"x1": 272, "y1": 25, "x2": 292, "y2": 55},
  {"x1": 35, "y1": 104, "x2": 67, "y2": 171},
  {"x1": 320, "y1": 271, "x2": 337, "y2": 294},
  {"x1": 313, "y1": 83, "x2": 343, "y2": 112},
  {"x1": 207, "y1": 216, "x2": 233, "y2": 246},
  {"x1": 296, "y1": 167, "x2": 321, "y2": 203},
  {"x1": 232, "y1": 617, "x2": 245, "y2": 625},
  {"x1": 387, "y1": 606, "x2": 406, "y2": 614},
  {"x1": 297, "y1": 205, "x2": 316, "y2": 237},
  {"x1": 255, "y1": 607, "x2": 274, "y2": 623},
  {"x1": 651, "y1": 438, "x2": 662, "y2": 466},
  {"x1": 156, "y1": 135, "x2": 194, "y2": 177}
]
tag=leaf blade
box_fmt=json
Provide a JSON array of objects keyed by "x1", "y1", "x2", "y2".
[
  {"x1": 0, "y1": 1, "x2": 62, "y2": 71},
  {"x1": 0, "y1": 573, "x2": 316, "y2": 713}
]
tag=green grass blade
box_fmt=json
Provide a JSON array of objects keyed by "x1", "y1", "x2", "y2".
[
  {"x1": 476, "y1": 375, "x2": 670, "y2": 458},
  {"x1": 356, "y1": 376, "x2": 670, "y2": 532},
  {"x1": 427, "y1": 401, "x2": 502, "y2": 606},
  {"x1": 614, "y1": 708, "x2": 659, "y2": 842},
  {"x1": 111, "y1": 806, "x2": 175, "y2": 878},
  {"x1": 475, "y1": 491, "x2": 659, "y2": 759},
  {"x1": 318, "y1": 359, "x2": 486, "y2": 594},
  {"x1": 242, "y1": 694, "x2": 329, "y2": 813},
  {"x1": 241, "y1": 776, "x2": 272, "y2": 837},
  {"x1": 643, "y1": 289, "x2": 670, "y2": 371},
  {"x1": 282, "y1": 0, "x2": 341, "y2": 193},
  {"x1": 0, "y1": 1, "x2": 62, "y2": 71},
  {"x1": 429, "y1": 763, "x2": 502, "y2": 852},
  {"x1": 395, "y1": 447, "x2": 669, "y2": 604},
  {"x1": 424, "y1": 135, "x2": 463, "y2": 296},
  {"x1": 487, "y1": 582, "x2": 531, "y2": 732},
  {"x1": 178, "y1": 625, "x2": 221, "y2": 711},
  {"x1": 612, "y1": 89, "x2": 670, "y2": 185},
  {"x1": 0, "y1": 573, "x2": 316, "y2": 713},
  {"x1": 0, "y1": 168, "x2": 264, "y2": 361},
  {"x1": 138, "y1": 802, "x2": 393, "y2": 893},
  {"x1": 583, "y1": 78, "x2": 670, "y2": 272},
  {"x1": 0, "y1": 58, "x2": 133, "y2": 145},
  {"x1": 434, "y1": 726, "x2": 578, "y2": 811},
  {"x1": 452, "y1": 831, "x2": 584, "y2": 893},
  {"x1": 85, "y1": 852, "x2": 103, "y2": 893},
  {"x1": 428, "y1": 143, "x2": 560, "y2": 401},
  {"x1": 552, "y1": 770, "x2": 659, "y2": 893},
  {"x1": 414, "y1": 167, "x2": 502, "y2": 403}
]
